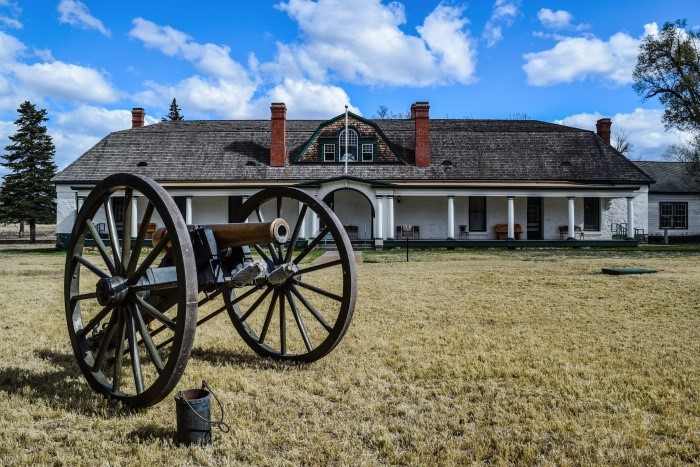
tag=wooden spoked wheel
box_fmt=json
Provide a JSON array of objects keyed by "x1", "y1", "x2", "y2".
[
  {"x1": 64, "y1": 173, "x2": 198, "y2": 408},
  {"x1": 224, "y1": 187, "x2": 357, "y2": 362}
]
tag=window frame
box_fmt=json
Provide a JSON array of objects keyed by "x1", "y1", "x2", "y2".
[
  {"x1": 323, "y1": 144, "x2": 336, "y2": 162},
  {"x1": 659, "y1": 201, "x2": 688, "y2": 229},
  {"x1": 339, "y1": 129, "x2": 358, "y2": 162},
  {"x1": 361, "y1": 143, "x2": 374, "y2": 162}
]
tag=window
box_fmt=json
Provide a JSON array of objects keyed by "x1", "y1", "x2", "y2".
[
  {"x1": 339, "y1": 129, "x2": 358, "y2": 161},
  {"x1": 469, "y1": 196, "x2": 486, "y2": 231},
  {"x1": 362, "y1": 144, "x2": 373, "y2": 161},
  {"x1": 660, "y1": 202, "x2": 688, "y2": 229},
  {"x1": 583, "y1": 197, "x2": 600, "y2": 231},
  {"x1": 323, "y1": 144, "x2": 336, "y2": 162}
]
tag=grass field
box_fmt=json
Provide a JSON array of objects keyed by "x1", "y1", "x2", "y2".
[{"x1": 0, "y1": 247, "x2": 698, "y2": 465}]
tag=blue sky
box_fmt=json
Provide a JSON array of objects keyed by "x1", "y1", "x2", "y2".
[{"x1": 0, "y1": 0, "x2": 698, "y2": 175}]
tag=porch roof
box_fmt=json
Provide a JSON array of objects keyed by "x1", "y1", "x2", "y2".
[{"x1": 54, "y1": 118, "x2": 652, "y2": 186}]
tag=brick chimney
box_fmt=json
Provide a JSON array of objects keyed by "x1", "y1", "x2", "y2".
[
  {"x1": 411, "y1": 102, "x2": 430, "y2": 167},
  {"x1": 596, "y1": 118, "x2": 612, "y2": 145},
  {"x1": 270, "y1": 103, "x2": 287, "y2": 167},
  {"x1": 131, "y1": 108, "x2": 145, "y2": 128}
]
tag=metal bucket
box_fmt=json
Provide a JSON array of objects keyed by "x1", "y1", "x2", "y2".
[
  {"x1": 174, "y1": 381, "x2": 229, "y2": 447},
  {"x1": 175, "y1": 387, "x2": 212, "y2": 446}
]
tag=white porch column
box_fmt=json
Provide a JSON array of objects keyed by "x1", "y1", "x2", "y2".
[
  {"x1": 447, "y1": 196, "x2": 455, "y2": 239},
  {"x1": 310, "y1": 211, "x2": 319, "y2": 238},
  {"x1": 567, "y1": 196, "x2": 575, "y2": 240},
  {"x1": 130, "y1": 196, "x2": 138, "y2": 238},
  {"x1": 298, "y1": 201, "x2": 307, "y2": 239},
  {"x1": 627, "y1": 197, "x2": 635, "y2": 239},
  {"x1": 376, "y1": 196, "x2": 384, "y2": 239},
  {"x1": 185, "y1": 196, "x2": 193, "y2": 224},
  {"x1": 507, "y1": 196, "x2": 515, "y2": 240},
  {"x1": 242, "y1": 196, "x2": 249, "y2": 222},
  {"x1": 387, "y1": 196, "x2": 395, "y2": 239}
]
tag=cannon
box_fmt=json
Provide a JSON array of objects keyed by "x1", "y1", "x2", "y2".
[{"x1": 64, "y1": 173, "x2": 357, "y2": 408}]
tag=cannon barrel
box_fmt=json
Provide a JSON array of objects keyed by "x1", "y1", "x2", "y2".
[{"x1": 152, "y1": 218, "x2": 290, "y2": 249}]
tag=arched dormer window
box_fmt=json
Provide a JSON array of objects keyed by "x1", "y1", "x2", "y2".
[{"x1": 339, "y1": 129, "x2": 358, "y2": 162}]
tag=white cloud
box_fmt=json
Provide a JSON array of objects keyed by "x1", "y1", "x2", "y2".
[
  {"x1": 523, "y1": 25, "x2": 645, "y2": 86},
  {"x1": 0, "y1": 31, "x2": 119, "y2": 108},
  {"x1": 0, "y1": 29, "x2": 23, "y2": 61},
  {"x1": 57, "y1": 0, "x2": 110, "y2": 37},
  {"x1": 483, "y1": 0, "x2": 519, "y2": 47},
  {"x1": 555, "y1": 108, "x2": 690, "y2": 159},
  {"x1": 537, "y1": 8, "x2": 572, "y2": 30},
  {"x1": 12, "y1": 61, "x2": 118, "y2": 103},
  {"x1": 137, "y1": 76, "x2": 256, "y2": 119},
  {"x1": 271, "y1": 0, "x2": 477, "y2": 86},
  {"x1": 0, "y1": 15, "x2": 21, "y2": 29},
  {"x1": 259, "y1": 79, "x2": 358, "y2": 119},
  {"x1": 54, "y1": 105, "x2": 132, "y2": 135},
  {"x1": 129, "y1": 18, "x2": 252, "y2": 83}
]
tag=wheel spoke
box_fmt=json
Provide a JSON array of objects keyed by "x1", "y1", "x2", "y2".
[
  {"x1": 127, "y1": 233, "x2": 169, "y2": 285},
  {"x1": 71, "y1": 291, "x2": 99, "y2": 302},
  {"x1": 296, "y1": 258, "x2": 343, "y2": 276},
  {"x1": 292, "y1": 278, "x2": 343, "y2": 302},
  {"x1": 279, "y1": 290, "x2": 286, "y2": 355},
  {"x1": 132, "y1": 294, "x2": 176, "y2": 330},
  {"x1": 112, "y1": 310, "x2": 126, "y2": 392},
  {"x1": 258, "y1": 289, "x2": 278, "y2": 344},
  {"x1": 86, "y1": 220, "x2": 117, "y2": 275},
  {"x1": 121, "y1": 188, "x2": 133, "y2": 271},
  {"x1": 289, "y1": 284, "x2": 333, "y2": 332},
  {"x1": 285, "y1": 289, "x2": 313, "y2": 353},
  {"x1": 104, "y1": 196, "x2": 121, "y2": 267},
  {"x1": 91, "y1": 309, "x2": 119, "y2": 372},
  {"x1": 77, "y1": 303, "x2": 114, "y2": 338},
  {"x1": 284, "y1": 204, "x2": 308, "y2": 264},
  {"x1": 74, "y1": 254, "x2": 110, "y2": 279},
  {"x1": 126, "y1": 312, "x2": 144, "y2": 394},
  {"x1": 294, "y1": 227, "x2": 331, "y2": 264},
  {"x1": 126, "y1": 202, "x2": 154, "y2": 276},
  {"x1": 253, "y1": 244, "x2": 273, "y2": 265},
  {"x1": 239, "y1": 286, "x2": 273, "y2": 322},
  {"x1": 129, "y1": 302, "x2": 164, "y2": 372}
]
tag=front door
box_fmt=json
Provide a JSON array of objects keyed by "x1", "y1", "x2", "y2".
[{"x1": 527, "y1": 197, "x2": 542, "y2": 240}]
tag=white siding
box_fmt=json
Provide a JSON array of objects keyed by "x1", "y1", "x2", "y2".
[{"x1": 647, "y1": 193, "x2": 700, "y2": 235}]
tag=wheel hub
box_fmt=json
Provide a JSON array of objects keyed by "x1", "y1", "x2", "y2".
[{"x1": 96, "y1": 276, "x2": 129, "y2": 306}]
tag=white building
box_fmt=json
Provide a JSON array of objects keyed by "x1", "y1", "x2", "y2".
[
  {"x1": 54, "y1": 102, "x2": 652, "y2": 248},
  {"x1": 636, "y1": 162, "x2": 700, "y2": 240}
]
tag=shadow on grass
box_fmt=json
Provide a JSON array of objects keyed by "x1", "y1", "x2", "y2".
[
  {"x1": 0, "y1": 348, "x2": 135, "y2": 417},
  {"x1": 128, "y1": 423, "x2": 175, "y2": 445},
  {"x1": 189, "y1": 346, "x2": 311, "y2": 371}
]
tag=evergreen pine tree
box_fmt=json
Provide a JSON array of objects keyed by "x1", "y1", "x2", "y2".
[
  {"x1": 162, "y1": 98, "x2": 184, "y2": 121},
  {"x1": 0, "y1": 101, "x2": 57, "y2": 243}
]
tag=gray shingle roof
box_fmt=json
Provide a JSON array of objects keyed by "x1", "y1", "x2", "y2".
[
  {"x1": 635, "y1": 161, "x2": 700, "y2": 193},
  {"x1": 54, "y1": 118, "x2": 652, "y2": 185}
]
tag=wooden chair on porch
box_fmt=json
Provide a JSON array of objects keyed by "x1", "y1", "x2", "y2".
[
  {"x1": 494, "y1": 224, "x2": 522, "y2": 240},
  {"x1": 559, "y1": 225, "x2": 584, "y2": 239}
]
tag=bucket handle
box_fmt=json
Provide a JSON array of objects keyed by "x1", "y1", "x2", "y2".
[{"x1": 178, "y1": 380, "x2": 230, "y2": 433}]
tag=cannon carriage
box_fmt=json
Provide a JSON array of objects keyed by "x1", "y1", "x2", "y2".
[{"x1": 65, "y1": 173, "x2": 357, "y2": 408}]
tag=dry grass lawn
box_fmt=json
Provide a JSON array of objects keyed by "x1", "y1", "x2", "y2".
[{"x1": 0, "y1": 247, "x2": 698, "y2": 465}]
